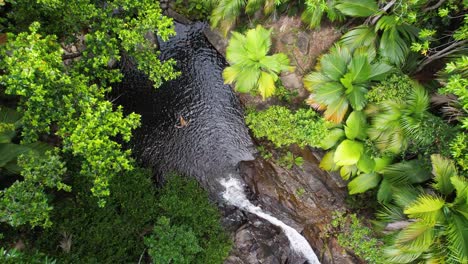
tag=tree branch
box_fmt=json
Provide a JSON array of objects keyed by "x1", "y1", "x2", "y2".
[
  {"x1": 370, "y1": 0, "x2": 397, "y2": 25},
  {"x1": 416, "y1": 39, "x2": 468, "y2": 72},
  {"x1": 423, "y1": 0, "x2": 446, "y2": 12}
]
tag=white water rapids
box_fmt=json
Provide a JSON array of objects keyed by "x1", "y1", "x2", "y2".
[{"x1": 220, "y1": 177, "x2": 321, "y2": 264}]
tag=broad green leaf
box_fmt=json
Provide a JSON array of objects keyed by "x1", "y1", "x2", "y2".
[
  {"x1": 373, "y1": 156, "x2": 392, "y2": 173},
  {"x1": 377, "y1": 178, "x2": 393, "y2": 203},
  {"x1": 245, "y1": 25, "x2": 271, "y2": 60},
  {"x1": 340, "y1": 165, "x2": 358, "y2": 180},
  {"x1": 334, "y1": 139, "x2": 364, "y2": 166},
  {"x1": 395, "y1": 221, "x2": 434, "y2": 252},
  {"x1": 258, "y1": 71, "x2": 276, "y2": 100},
  {"x1": 303, "y1": 72, "x2": 331, "y2": 92},
  {"x1": 379, "y1": 27, "x2": 410, "y2": 66},
  {"x1": 346, "y1": 84, "x2": 367, "y2": 110},
  {"x1": 323, "y1": 95, "x2": 349, "y2": 123},
  {"x1": 344, "y1": 110, "x2": 367, "y2": 140},
  {"x1": 320, "y1": 48, "x2": 349, "y2": 80},
  {"x1": 348, "y1": 54, "x2": 371, "y2": 83},
  {"x1": 340, "y1": 26, "x2": 377, "y2": 51},
  {"x1": 226, "y1": 32, "x2": 248, "y2": 64},
  {"x1": 222, "y1": 66, "x2": 240, "y2": 84},
  {"x1": 234, "y1": 67, "x2": 260, "y2": 93},
  {"x1": 260, "y1": 53, "x2": 293, "y2": 73},
  {"x1": 334, "y1": 0, "x2": 378, "y2": 17},
  {"x1": 0, "y1": 143, "x2": 30, "y2": 167},
  {"x1": 357, "y1": 152, "x2": 375, "y2": 173},
  {"x1": 320, "y1": 128, "x2": 345, "y2": 149},
  {"x1": 340, "y1": 72, "x2": 354, "y2": 91},
  {"x1": 369, "y1": 62, "x2": 394, "y2": 81},
  {"x1": 348, "y1": 172, "x2": 381, "y2": 194},
  {"x1": 431, "y1": 154, "x2": 456, "y2": 195},
  {"x1": 404, "y1": 195, "x2": 445, "y2": 224},
  {"x1": 320, "y1": 150, "x2": 339, "y2": 171}
]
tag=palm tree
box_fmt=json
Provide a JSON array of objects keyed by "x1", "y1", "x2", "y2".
[
  {"x1": 367, "y1": 85, "x2": 431, "y2": 155},
  {"x1": 381, "y1": 154, "x2": 468, "y2": 263},
  {"x1": 304, "y1": 45, "x2": 393, "y2": 123},
  {"x1": 223, "y1": 25, "x2": 293, "y2": 100}
]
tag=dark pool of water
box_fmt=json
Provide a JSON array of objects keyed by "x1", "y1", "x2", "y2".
[{"x1": 115, "y1": 22, "x2": 254, "y2": 195}]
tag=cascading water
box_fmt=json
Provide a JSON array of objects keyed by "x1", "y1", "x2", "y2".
[
  {"x1": 116, "y1": 21, "x2": 322, "y2": 263},
  {"x1": 221, "y1": 177, "x2": 321, "y2": 264}
]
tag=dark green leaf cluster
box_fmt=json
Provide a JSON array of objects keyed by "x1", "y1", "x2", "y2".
[
  {"x1": 366, "y1": 74, "x2": 415, "y2": 104},
  {"x1": 156, "y1": 174, "x2": 232, "y2": 264},
  {"x1": 246, "y1": 106, "x2": 329, "y2": 148},
  {"x1": 174, "y1": 0, "x2": 216, "y2": 20}
]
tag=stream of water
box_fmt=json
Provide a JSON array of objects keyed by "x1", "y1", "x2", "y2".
[{"x1": 117, "y1": 21, "x2": 321, "y2": 263}]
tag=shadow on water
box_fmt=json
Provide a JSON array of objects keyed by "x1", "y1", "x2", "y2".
[{"x1": 115, "y1": 22, "x2": 254, "y2": 195}]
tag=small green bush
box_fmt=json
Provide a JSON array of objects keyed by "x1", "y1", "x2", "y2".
[
  {"x1": 330, "y1": 212, "x2": 384, "y2": 263},
  {"x1": 144, "y1": 216, "x2": 202, "y2": 264},
  {"x1": 36, "y1": 167, "x2": 159, "y2": 263},
  {"x1": 0, "y1": 248, "x2": 56, "y2": 264},
  {"x1": 156, "y1": 174, "x2": 231, "y2": 264},
  {"x1": 173, "y1": 0, "x2": 215, "y2": 20},
  {"x1": 366, "y1": 74, "x2": 414, "y2": 104},
  {"x1": 246, "y1": 106, "x2": 329, "y2": 148}
]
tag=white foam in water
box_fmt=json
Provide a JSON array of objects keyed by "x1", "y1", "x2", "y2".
[{"x1": 220, "y1": 177, "x2": 321, "y2": 264}]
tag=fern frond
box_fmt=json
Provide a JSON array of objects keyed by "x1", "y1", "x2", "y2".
[{"x1": 404, "y1": 194, "x2": 445, "y2": 224}]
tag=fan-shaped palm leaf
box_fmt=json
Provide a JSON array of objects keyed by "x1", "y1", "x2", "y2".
[
  {"x1": 340, "y1": 25, "x2": 377, "y2": 51},
  {"x1": 431, "y1": 154, "x2": 457, "y2": 195},
  {"x1": 395, "y1": 221, "x2": 434, "y2": 252},
  {"x1": 446, "y1": 213, "x2": 468, "y2": 263},
  {"x1": 404, "y1": 195, "x2": 445, "y2": 224}
]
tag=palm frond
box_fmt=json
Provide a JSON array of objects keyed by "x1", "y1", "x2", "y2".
[
  {"x1": 431, "y1": 154, "x2": 457, "y2": 195},
  {"x1": 395, "y1": 221, "x2": 434, "y2": 252},
  {"x1": 246, "y1": 0, "x2": 265, "y2": 14},
  {"x1": 393, "y1": 185, "x2": 423, "y2": 209},
  {"x1": 446, "y1": 213, "x2": 468, "y2": 263},
  {"x1": 382, "y1": 160, "x2": 430, "y2": 185},
  {"x1": 404, "y1": 194, "x2": 445, "y2": 224},
  {"x1": 377, "y1": 203, "x2": 406, "y2": 223},
  {"x1": 384, "y1": 245, "x2": 422, "y2": 263},
  {"x1": 340, "y1": 26, "x2": 377, "y2": 51}
]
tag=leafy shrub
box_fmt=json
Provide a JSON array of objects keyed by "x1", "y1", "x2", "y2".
[
  {"x1": 0, "y1": 248, "x2": 56, "y2": 264},
  {"x1": 379, "y1": 155, "x2": 468, "y2": 263},
  {"x1": 245, "y1": 106, "x2": 329, "y2": 148},
  {"x1": 451, "y1": 132, "x2": 468, "y2": 172},
  {"x1": 156, "y1": 174, "x2": 231, "y2": 264},
  {"x1": 366, "y1": 74, "x2": 415, "y2": 104},
  {"x1": 304, "y1": 45, "x2": 393, "y2": 123},
  {"x1": 173, "y1": 0, "x2": 215, "y2": 20},
  {"x1": 329, "y1": 212, "x2": 384, "y2": 263},
  {"x1": 35, "y1": 167, "x2": 159, "y2": 263},
  {"x1": 144, "y1": 216, "x2": 202, "y2": 264},
  {"x1": 223, "y1": 25, "x2": 294, "y2": 100}
]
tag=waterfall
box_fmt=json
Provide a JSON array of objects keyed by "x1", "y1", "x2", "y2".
[{"x1": 220, "y1": 177, "x2": 321, "y2": 264}]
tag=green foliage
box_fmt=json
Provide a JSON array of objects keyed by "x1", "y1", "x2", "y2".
[
  {"x1": 366, "y1": 74, "x2": 415, "y2": 104},
  {"x1": 156, "y1": 174, "x2": 231, "y2": 264},
  {"x1": 0, "y1": 151, "x2": 68, "y2": 228},
  {"x1": 379, "y1": 155, "x2": 468, "y2": 263},
  {"x1": 304, "y1": 45, "x2": 393, "y2": 123},
  {"x1": 29, "y1": 170, "x2": 230, "y2": 263},
  {"x1": 210, "y1": 0, "x2": 290, "y2": 35},
  {"x1": 144, "y1": 216, "x2": 202, "y2": 264},
  {"x1": 173, "y1": 0, "x2": 216, "y2": 20},
  {"x1": 329, "y1": 212, "x2": 384, "y2": 263},
  {"x1": 246, "y1": 106, "x2": 329, "y2": 148},
  {"x1": 35, "y1": 167, "x2": 160, "y2": 263},
  {"x1": 223, "y1": 25, "x2": 293, "y2": 100},
  {"x1": 278, "y1": 151, "x2": 303, "y2": 169},
  {"x1": 450, "y1": 132, "x2": 468, "y2": 172},
  {"x1": 0, "y1": 248, "x2": 56, "y2": 264}
]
